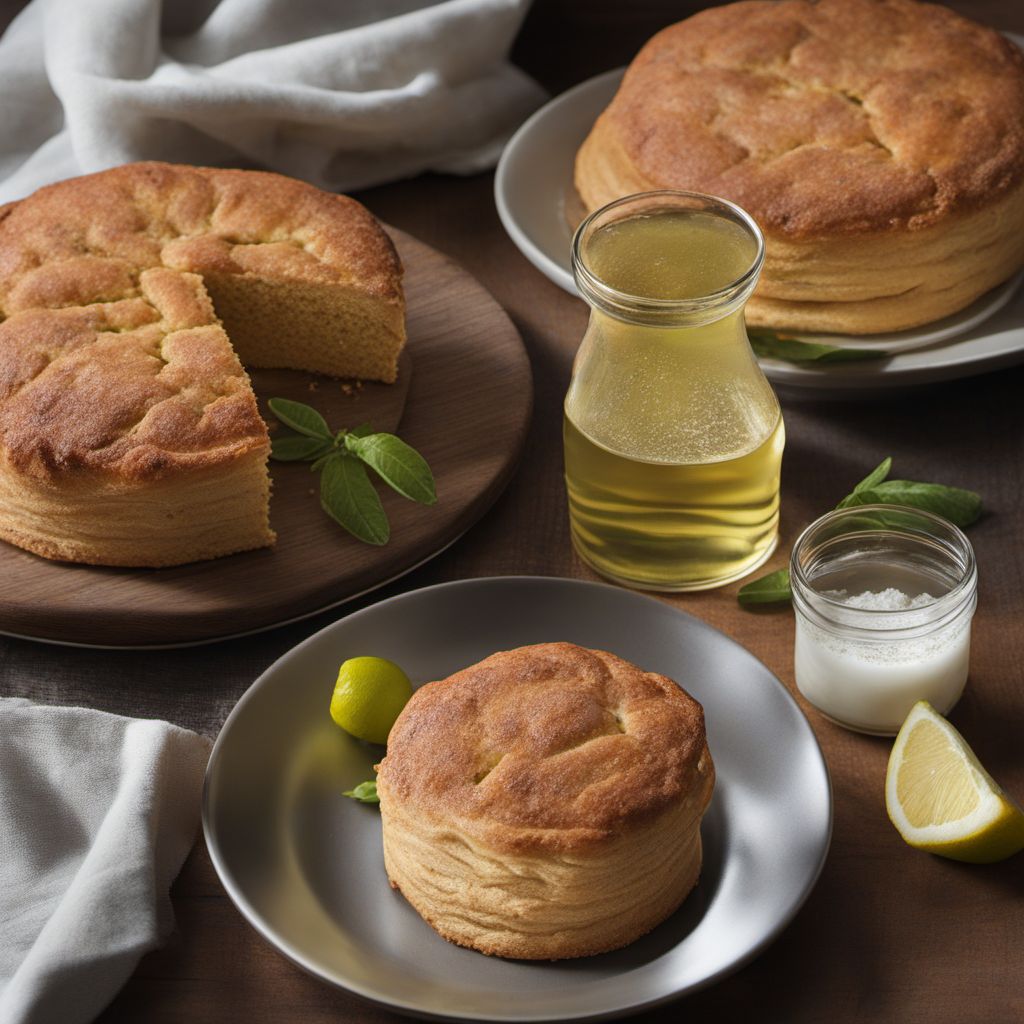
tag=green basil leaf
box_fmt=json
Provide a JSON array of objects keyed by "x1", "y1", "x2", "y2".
[
  {"x1": 349, "y1": 423, "x2": 373, "y2": 439},
  {"x1": 268, "y1": 397, "x2": 332, "y2": 439},
  {"x1": 853, "y1": 456, "x2": 892, "y2": 494},
  {"x1": 342, "y1": 780, "x2": 379, "y2": 804},
  {"x1": 749, "y1": 329, "x2": 888, "y2": 364},
  {"x1": 320, "y1": 454, "x2": 390, "y2": 545},
  {"x1": 841, "y1": 480, "x2": 982, "y2": 528},
  {"x1": 835, "y1": 456, "x2": 893, "y2": 507},
  {"x1": 270, "y1": 434, "x2": 331, "y2": 462},
  {"x1": 737, "y1": 568, "x2": 792, "y2": 606},
  {"x1": 345, "y1": 433, "x2": 437, "y2": 505}
]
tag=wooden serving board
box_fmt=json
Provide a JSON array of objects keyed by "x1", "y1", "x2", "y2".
[{"x1": 0, "y1": 230, "x2": 532, "y2": 647}]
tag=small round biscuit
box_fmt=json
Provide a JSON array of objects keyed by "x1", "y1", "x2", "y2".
[{"x1": 376, "y1": 642, "x2": 715, "y2": 960}]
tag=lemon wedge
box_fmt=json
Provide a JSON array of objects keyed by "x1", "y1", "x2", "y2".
[{"x1": 886, "y1": 701, "x2": 1024, "y2": 863}]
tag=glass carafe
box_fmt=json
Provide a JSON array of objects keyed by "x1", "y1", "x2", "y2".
[{"x1": 563, "y1": 190, "x2": 784, "y2": 591}]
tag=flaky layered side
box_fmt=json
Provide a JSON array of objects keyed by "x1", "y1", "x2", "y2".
[
  {"x1": 575, "y1": 0, "x2": 1024, "y2": 334},
  {"x1": 0, "y1": 451, "x2": 271, "y2": 567},
  {"x1": 376, "y1": 643, "x2": 716, "y2": 960},
  {"x1": 746, "y1": 186, "x2": 1024, "y2": 333},
  {"x1": 380, "y1": 748, "x2": 712, "y2": 959}
]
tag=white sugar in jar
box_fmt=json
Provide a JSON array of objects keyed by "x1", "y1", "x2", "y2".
[{"x1": 790, "y1": 505, "x2": 977, "y2": 735}]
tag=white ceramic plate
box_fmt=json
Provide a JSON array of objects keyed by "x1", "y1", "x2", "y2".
[
  {"x1": 205, "y1": 577, "x2": 832, "y2": 1022},
  {"x1": 495, "y1": 55, "x2": 1024, "y2": 393}
]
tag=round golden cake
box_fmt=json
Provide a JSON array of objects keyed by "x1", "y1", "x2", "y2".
[
  {"x1": 375, "y1": 642, "x2": 715, "y2": 960},
  {"x1": 575, "y1": 0, "x2": 1024, "y2": 334},
  {"x1": 0, "y1": 162, "x2": 404, "y2": 566}
]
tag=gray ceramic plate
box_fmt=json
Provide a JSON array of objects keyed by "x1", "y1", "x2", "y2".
[{"x1": 204, "y1": 577, "x2": 832, "y2": 1021}]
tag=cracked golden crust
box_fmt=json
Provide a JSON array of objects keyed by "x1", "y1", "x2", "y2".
[
  {"x1": 376, "y1": 642, "x2": 714, "y2": 854},
  {"x1": 0, "y1": 269, "x2": 267, "y2": 483},
  {"x1": 0, "y1": 162, "x2": 402, "y2": 313},
  {"x1": 576, "y1": 0, "x2": 1024, "y2": 240}
]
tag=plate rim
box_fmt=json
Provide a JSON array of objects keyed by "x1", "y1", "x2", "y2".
[
  {"x1": 203, "y1": 574, "x2": 834, "y2": 1023},
  {"x1": 493, "y1": 67, "x2": 622, "y2": 297},
  {"x1": 494, "y1": 55, "x2": 1024, "y2": 392}
]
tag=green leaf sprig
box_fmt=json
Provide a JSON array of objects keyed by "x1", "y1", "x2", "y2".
[
  {"x1": 748, "y1": 328, "x2": 889, "y2": 365},
  {"x1": 342, "y1": 780, "x2": 379, "y2": 804},
  {"x1": 268, "y1": 398, "x2": 436, "y2": 546},
  {"x1": 737, "y1": 457, "x2": 982, "y2": 607},
  {"x1": 735, "y1": 568, "x2": 793, "y2": 606}
]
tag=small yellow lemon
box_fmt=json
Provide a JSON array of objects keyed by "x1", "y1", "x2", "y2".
[
  {"x1": 886, "y1": 701, "x2": 1024, "y2": 863},
  {"x1": 330, "y1": 656, "x2": 413, "y2": 745}
]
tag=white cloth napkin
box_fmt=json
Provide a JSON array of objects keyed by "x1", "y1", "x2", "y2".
[
  {"x1": 0, "y1": 0, "x2": 545, "y2": 204},
  {"x1": 0, "y1": 698, "x2": 212, "y2": 1024}
]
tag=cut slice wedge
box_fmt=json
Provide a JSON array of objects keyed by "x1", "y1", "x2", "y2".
[{"x1": 886, "y1": 701, "x2": 1024, "y2": 863}]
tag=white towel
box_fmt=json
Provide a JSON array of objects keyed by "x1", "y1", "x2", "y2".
[
  {"x1": 0, "y1": 0, "x2": 545, "y2": 203},
  {"x1": 0, "y1": 698, "x2": 212, "y2": 1024}
]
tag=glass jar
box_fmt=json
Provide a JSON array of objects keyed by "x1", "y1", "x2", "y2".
[
  {"x1": 563, "y1": 190, "x2": 784, "y2": 591},
  {"x1": 791, "y1": 505, "x2": 978, "y2": 735}
]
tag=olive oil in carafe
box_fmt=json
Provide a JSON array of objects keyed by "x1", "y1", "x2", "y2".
[
  {"x1": 564, "y1": 206, "x2": 784, "y2": 590},
  {"x1": 564, "y1": 416, "x2": 784, "y2": 590}
]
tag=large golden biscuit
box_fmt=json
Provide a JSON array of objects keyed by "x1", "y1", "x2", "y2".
[
  {"x1": 575, "y1": 0, "x2": 1024, "y2": 334},
  {"x1": 0, "y1": 162, "x2": 403, "y2": 566},
  {"x1": 376, "y1": 642, "x2": 715, "y2": 960}
]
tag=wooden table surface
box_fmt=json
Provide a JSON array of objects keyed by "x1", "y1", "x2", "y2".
[{"x1": 2, "y1": 3, "x2": 1023, "y2": 1023}]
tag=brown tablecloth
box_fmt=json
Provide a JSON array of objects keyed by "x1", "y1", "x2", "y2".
[{"x1": 2, "y1": 3, "x2": 1022, "y2": 1022}]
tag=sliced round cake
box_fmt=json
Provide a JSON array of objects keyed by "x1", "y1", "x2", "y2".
[{"x1": 0, "y1": 162, "x2": 404, "y2": 566}]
